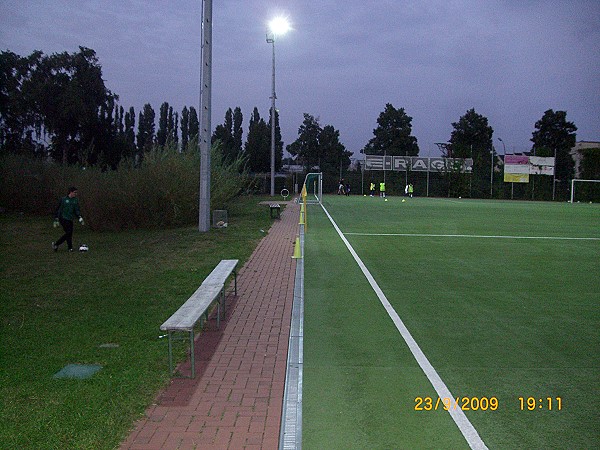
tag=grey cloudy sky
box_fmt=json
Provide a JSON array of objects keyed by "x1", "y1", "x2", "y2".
[{"x1": 1, "y1": 0, "x2": 598, "y2": 157}]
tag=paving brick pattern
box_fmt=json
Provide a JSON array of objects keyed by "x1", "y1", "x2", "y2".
[{"x1": 121, "y1": 202, "x2": 299, "y2": 450}]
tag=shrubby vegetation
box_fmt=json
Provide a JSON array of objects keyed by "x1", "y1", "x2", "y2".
[{"x1": 0, "y1": 141, "x2": 248, "y2": 230}]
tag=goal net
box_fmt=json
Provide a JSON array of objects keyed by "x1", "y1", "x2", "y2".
[
  {"x1": 302, "y1": 172, "x2": 323, "y2": 205},
  {"x1": 570, "y1": 179, "x2": 600, "y2": 203}
]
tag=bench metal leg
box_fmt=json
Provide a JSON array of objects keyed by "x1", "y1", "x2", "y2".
[
  {"x1": 190, "y1": 329, "x2": 195, "y2": 378},
  {"x1": 233, "y1": 270, "x2": 237, "y2": 296},
  {"x1": 217, "y1": 299, "x2": 221, "y2": 329},
  {"x1": 166, "y1": 329, "x2": 197, "y2": 378},
  {"x1": 168, "y1": 331, "x2": 174, "y2": 376}
]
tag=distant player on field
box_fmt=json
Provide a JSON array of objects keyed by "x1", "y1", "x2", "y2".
[{"x1": 379, "y1": 181, "x2": 386, "y2": 198}]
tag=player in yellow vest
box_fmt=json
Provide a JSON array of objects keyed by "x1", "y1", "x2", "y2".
[
  {"x1": 379, "y1": 182, "x2": 386, "y2": 198},
  {"x1": 370, "y1": 182, "x2": 376, "y2": 197}
]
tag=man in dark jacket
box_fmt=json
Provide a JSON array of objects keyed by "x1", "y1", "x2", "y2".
[{"x1": 52, "y1": 187, "x2": 84, "y2": 252}]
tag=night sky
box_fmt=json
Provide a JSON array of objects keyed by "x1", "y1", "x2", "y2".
[{"x1": 2, "y1": 0, "x2": 598, "y2": 157}]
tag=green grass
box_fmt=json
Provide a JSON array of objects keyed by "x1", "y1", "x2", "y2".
[
  {"x1": 303, "y1": 195, "x2": 600, "y2": 449},
  {"x1": 0, "y1": 197, "x2": 274, "y2": 449}
]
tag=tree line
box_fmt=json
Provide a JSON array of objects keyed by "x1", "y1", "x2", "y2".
[
  {"x1": 2, "y1": 48, "x2": 595, "y2": 200},
  {"x1": 0, "y1": 48, "x2": 284, "y2": 173},
  {"x1": 354, "y1": 103, "x2": 594, "y2": 199}
]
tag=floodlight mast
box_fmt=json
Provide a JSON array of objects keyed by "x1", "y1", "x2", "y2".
[
  {"x1": 198, "y1": 0, "x2": 212, "y2": 232},
  {"x1": 266, "y1": 18, "x2": 290, "y2": 197}
]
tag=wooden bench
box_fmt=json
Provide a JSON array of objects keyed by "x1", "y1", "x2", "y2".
[
  {"x1": 270, "y1": 203, "x2": 281, "y2": 219},
  {"x1": 160, "y1": 259, "x2": 239, "y2": 378}
]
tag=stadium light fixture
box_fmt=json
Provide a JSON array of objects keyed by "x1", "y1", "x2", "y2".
[
  {"x1": 266, "y1": 17, "x2": 291, "y2": 196},
  {"x1": 269, "y1": 17, "x2": 291, "y2": 37}
]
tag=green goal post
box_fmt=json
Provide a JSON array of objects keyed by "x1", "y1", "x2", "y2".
[{"x1": 302, "y1": 172, "x2": 323, "y2": 205}]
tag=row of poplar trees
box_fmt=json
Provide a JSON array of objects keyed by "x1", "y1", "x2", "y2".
[
  {"x1": 0, "y1": 47, "x2": 286, "y2": 174},
  {"x1": 0, "y1": 47, "x2": 199, "y2": 168}
]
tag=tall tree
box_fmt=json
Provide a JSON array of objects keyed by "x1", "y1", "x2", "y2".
[
  {"x1": 318, "y1": 124, "x2": 351, "y2": 177},
  {"x1": 449, "y1": 108, "x2": 494, "y2": 197},
  {"x1": 1, "y1": 47, "x2": 115, "y2": 164},
  {"x1": 232, "y1": 107, "x2": 243, "y2": 158},
  {"x1": 43, "y1": 47, "x2": 115, "y2": 165},
  {"x1": 171, "y1": 110, "x2": 178, "y2": 144},
  {"x1": 137, "y1": 103, "x2": 155, "y2": 154},
  {"x1": 244, "y1": 107, "x2": 270, "y2": 172},
  {"x1": 188, "y1": 106, "x2": 199, "y2": 143},
  {"x1": 157, "y1": 102, "x2": 169, "y2": 147},
  {"x1": 166, "y1": 106, "x2": 177, "y2": 145},
  {"x1": 362, "y1": 103, "x2": 419, "y2": 156},
  {"x1": 212, "y1": 108, "x2": 235, "y2": 160},
  {"x1": 286, "y1": 113, "x2": 322, "y2": 172},
  {"x1": 531, "y1": 109, "x2": 577, "y2": 182},
  {"x1": 124, "y1": 106, "x2": 136, "y2": 159},
  {"x1": 116, "y1": 104, "x2": 124, "y2": 135},
  {"x1": 180, "y1": 106, "x2": 189, "y2": 152},
  {"x1": 0, "y1": 50, "x2": 42, "y2": 156},
  {"x1": 95, "y1": 94, "x2": 119, "y2": 168}
]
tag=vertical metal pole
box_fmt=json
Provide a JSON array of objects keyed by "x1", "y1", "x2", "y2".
[
  {"x1": 570, "y1": 179, "x2": 574, "y2": 203},
  {"x1": 426, "y1": 157, "x2": 430, "y2": 197},
  {"x1": 361, "y1": 155, "x2": 364, "y2": 195},
  {"x1": 552, "y1": 148, "x2": 557, "y2": 201},
  {"x1": 199, "y1": 0, "x2": 212, "y2": 232},
  {"x1": 490, "y1": 145, "x2": 494, "y2": 198},
  {"x1": 270, "y1": 40, "x2": 276, "y2": 197}
]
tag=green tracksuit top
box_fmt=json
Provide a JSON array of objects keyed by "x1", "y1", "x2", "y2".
[{"x1": 56, "y1": 196, "x2": 81, "y2": 221}]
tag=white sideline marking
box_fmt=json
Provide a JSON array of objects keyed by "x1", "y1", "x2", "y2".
[
  {"x1": 321, "y1": 205, "x2": 488, "y2": 450},
  {"x1": 345, "y1": 232, "x2": 600, "y2": 241}
]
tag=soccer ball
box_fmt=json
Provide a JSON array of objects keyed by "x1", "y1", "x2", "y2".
[
  {"x1": 79, "y1": 244, "x2": 89, "y2": 252},
  {"x1": 402, "y1": 199, "x2": 406, "y2": 203}
]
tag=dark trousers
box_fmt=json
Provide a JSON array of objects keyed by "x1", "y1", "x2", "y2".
[{"x1": 56, "y1": 218, "x2": 74, "y2": 250}]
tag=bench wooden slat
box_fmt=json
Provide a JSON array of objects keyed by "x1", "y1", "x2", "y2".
[
  {"x1": 160, "y1": 284, "x2": 223, "y2": 331},
  {"x1": 201, "y1": 259, "x2": 239, "y2": 286}
]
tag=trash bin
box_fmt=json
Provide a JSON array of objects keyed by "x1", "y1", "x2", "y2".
[{"x1": 212, "y1": 210, "x2": 228, "y2": 228}]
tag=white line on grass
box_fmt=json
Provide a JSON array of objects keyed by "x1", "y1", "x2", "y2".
[
  {"x1": 320, "y1": 204, "x2": 489, "y2": 450},
  {"x1": 345, "y1": 232, "x2": 600, "y2": 241}
]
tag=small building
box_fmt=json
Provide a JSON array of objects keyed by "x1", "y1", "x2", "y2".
[{"x1": 571, "y1": 141, "x2": 600, "y2": 178}]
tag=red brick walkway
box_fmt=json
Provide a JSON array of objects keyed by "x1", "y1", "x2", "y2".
[{"x1": 121, "y1": 202, "x2": 299, "y2": 450}]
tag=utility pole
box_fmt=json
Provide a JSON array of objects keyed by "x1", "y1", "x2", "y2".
[{"x1": 198, "y1": 0, "x2": 212, "y2": 231}]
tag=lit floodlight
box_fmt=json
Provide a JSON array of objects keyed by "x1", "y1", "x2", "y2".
[{"x1": 269, "y1": 17, "x2": 291, "y2": 36}]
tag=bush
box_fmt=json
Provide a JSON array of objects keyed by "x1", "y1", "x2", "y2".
[{"x1": 0, "y1": 142, "x2": 248, "y2": 230}]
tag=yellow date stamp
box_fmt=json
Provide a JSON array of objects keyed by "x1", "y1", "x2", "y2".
[{"x1": 414, "y1": 396, "x2": 499, "y2": 411}]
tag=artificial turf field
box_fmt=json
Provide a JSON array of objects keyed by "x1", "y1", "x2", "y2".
[{"x1": 302, "y1": 195, "x2": 599, "y2": 449}]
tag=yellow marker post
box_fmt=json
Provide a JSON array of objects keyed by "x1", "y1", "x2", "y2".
[
  {"x1": 292, "y1": 237, "x2": 302, "y2": 259},
  {"x1": 303, "y1": 202, "x2": 308, "y2": 231}
]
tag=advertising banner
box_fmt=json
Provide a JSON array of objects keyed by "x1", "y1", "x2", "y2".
[
  {"x1": 364, "y1": 155, "x2": 473, "y2": 173},
  {"x1": 503, "y1": 155, "x2": 555, "y2": 182},
  {"x1": 504, "y1": 155, "x2": 530, "y2": 183},
  {"x1": 529, "y1": 156, "x2": 555, "y2": 175}
]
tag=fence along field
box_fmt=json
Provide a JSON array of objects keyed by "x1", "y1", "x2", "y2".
[{"x1": 302, "y1": 195, "x2": 599, "y2": 449}]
